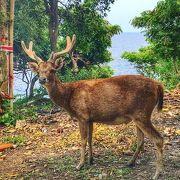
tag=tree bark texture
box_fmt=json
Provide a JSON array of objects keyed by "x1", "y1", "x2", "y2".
[
  {"x1": 0, "y1": 0, "x2": 8, "y2": 93},
  {"x1": 44, "y1": 0, "x2": 59, "y2": 52},
  {"x1": 29, "y1": 75, "x2": 38, "y2": 99}
]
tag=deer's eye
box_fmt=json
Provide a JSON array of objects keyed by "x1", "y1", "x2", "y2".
[{"x1": 50, "y1": 69, "x2": 56, "y2": 73}]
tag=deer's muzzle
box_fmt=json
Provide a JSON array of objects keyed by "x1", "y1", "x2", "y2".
[{"x1": 39, "y1": 77, "x2": 47, "y2": 85}]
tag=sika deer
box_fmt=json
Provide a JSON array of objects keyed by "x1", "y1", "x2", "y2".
[{"x1": 22, "y1": 35, "x2": 164, "y2": 180}]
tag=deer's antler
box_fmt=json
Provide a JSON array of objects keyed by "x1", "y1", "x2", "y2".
[
  {"x1": 21, "y1": 41, "x2": 43, "y2": 64},
  {"x1": 50, "y1": 34, "x2": 76, "y2": 61},
  {"x1": 47, "y1": 35, "x2": 78, "y2": 72}
]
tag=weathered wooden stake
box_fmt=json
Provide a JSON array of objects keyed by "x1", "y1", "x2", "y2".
[{"x1": 9, "y1": 0, "x2": 15, "y2": 110}]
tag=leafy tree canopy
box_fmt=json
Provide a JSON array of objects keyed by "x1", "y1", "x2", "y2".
[
  {"x1": 14, "y1": 0, "x2": 121, "y2": 66},
  {"x1": 131, "y1": 0, "x2": 180, "y2": 74},
  {"x1": 122, "y1": 0, "x2": 180, "y2": 89},
  {"x1": 59, "y1": 1, "x2": 121, "y2": 65}
]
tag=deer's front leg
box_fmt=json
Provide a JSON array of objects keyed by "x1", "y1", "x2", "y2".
[{"x1": 76, "y1": 120, "x2": 88, "y2": 170}]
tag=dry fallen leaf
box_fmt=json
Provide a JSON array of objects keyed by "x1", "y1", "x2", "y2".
[
  {"x1": 162, "y1": 108, "x2": 169, "y2": 112},
  {"x1": 164, "y1": 127, "x2": 175, "y2": 136},
  {"x1": 24, "y1": 150, "x2": 33, "y2": 156},
  {"x1": 175, "y1": 129, "x2": 180, "y2": 136},
  {"x1": 0, "y1": 143, "x2": 16, "y2": 152}
]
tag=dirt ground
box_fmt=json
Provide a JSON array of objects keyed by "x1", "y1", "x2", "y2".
[{"x1": 0, "y1": 89, "x2": 179, "y2": 180}]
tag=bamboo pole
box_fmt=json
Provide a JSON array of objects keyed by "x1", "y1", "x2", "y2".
[{"x1": 9, "y1": 0, "x2": 15, "y2": 110}]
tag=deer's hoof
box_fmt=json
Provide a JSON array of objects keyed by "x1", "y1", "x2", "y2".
[
  {"x1": 152, "y1": 165, "x2": 163, "y2": 180},
  {"x1": 152, "y1": 171, "x2": 161, "y2": 180},
  {"x1": 152, "y1": 175, "x2": 158, "y2": 180},
  {"x1": 76, "y1": 163, "x2": 84, "y2": 170},
  {"x1": 88, "y1": 157, "x2": 93, "y2": 165},
  {"x1": 127, "y1": 161, "x2": 135, "y2": 168}
]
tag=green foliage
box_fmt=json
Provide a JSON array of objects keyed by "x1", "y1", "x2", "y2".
[
  {"x1": 0, "y1": 135, "x2": 26, "y2": 146},
  {"x1": 123, "y1": 0, "x2": 180, "y2": 89},
  {"x1": 60, "y1": 2, "x2": 121, "y2": 65},
  {"x1": 114, "y1": 167, "x2": 131, "y2": 177},
  {"x1": 14, "y1": 0, "x2": 50, "y2": 62},
  {"x1": 0, "y1": 100, "x2": 22, "y2": 126},
  {"x1": 154, "y1": 59, "x2": 180, "y2": 89},
  {"x1": 131, "y1": 0, "x2": 180, "y2": 61},
  {"x1": 0, "y1": 10, "x2": 8, "y2": 24},
  {"x1": 0, "y1": 98, "x2": 37, "y2": 126},
  {"x1": 14, "y1": 0, "x2": 121, "y2": 65},
  {"x1": 122, "y1": 47, "x2": 179, "y2": 89},
  {"x1": 0, "y1": 110, "x2": 18, "y2": 126},
  {"x1": 122, "y1": 46, "x2": 158, "y2": 78},
  {"x1": 131, "y1": 141, "x2": 137, "y2": 152},
  {"x1": 58, "y1": 65, "x2": 114, "y2": 83}
]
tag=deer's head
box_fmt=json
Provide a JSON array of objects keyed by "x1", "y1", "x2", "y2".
[{"x1": 21, "y1": 35, "x2": 76, "y2": 85}]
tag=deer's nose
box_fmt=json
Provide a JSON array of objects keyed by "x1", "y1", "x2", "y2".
[{"x1": 39, "y1": 77, "x2": 46, "y2": 84}]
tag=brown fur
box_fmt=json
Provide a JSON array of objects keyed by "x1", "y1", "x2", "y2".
[{"x1": 28, "y1": 61, "x2": 164, "y2": 180}]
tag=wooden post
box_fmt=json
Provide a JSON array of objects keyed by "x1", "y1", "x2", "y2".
[{"x1": 9, "y1": 0, "x2": 15, "y2": 110}]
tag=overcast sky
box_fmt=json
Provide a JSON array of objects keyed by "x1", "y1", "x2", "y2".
[{"x1": 106, "y1": 0, "x2": 159, "y2": 32}]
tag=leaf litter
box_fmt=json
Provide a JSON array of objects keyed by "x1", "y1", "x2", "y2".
[{"x1": 0, "y1": 88, "x2": 179, "y2": 179}]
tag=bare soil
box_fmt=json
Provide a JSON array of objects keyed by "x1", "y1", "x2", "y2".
[{"x1": 0, "y1": 89, "x2": 179, "y2": 180}]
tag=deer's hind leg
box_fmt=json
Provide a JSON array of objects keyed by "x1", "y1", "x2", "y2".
[
  {"x1": 134, "y1": 120, "x2": 163, "y2": 180},
  {"x1": 87, "y1": 121, "x2": 93, "y2": 164},
  {"x1": 127, "y1": 126, "x2": 144, "y2": 167}
]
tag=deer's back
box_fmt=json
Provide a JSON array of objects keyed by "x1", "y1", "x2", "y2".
[{"x1": 68, "y1": 75, "x2": 162, "y2": 123}]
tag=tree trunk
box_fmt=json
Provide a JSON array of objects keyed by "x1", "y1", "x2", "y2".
[
  {"x1": 0, "y1": 0, "x2": 8, "y2": 94},
  {"x1": 44, "y1": 0, "x2": 59, "y2": 52},
  {"x1": 172, "y1": 56, "x2": 180, "y2": 78},
  {"x1": 29, "y1": 75, "x2": 38, "y2": 99}
]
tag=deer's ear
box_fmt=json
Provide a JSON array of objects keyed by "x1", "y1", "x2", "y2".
[
  {"x1": 54, "y1": 58, "x2": 64, "y2": 70},
  {"x1": 28, "y1": 62, "x2": 39, "y2": 73}
]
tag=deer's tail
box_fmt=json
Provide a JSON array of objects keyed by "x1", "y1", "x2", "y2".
[{"x1": 157, "y1": 84, "x2": 164, "y2": 112}]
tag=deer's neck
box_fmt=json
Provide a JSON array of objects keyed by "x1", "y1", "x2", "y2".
[{"x1": 45, "y1": 77, "x2": 73, "y2": 111}]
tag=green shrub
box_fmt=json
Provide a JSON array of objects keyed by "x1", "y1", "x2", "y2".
[
  {"x1": 58, "y1": 65, "x2": 113, "y2": 83},
  {"x1": 154, "y1": 59, "x2": 180, "y2": 89},
  {"x1": 0, "y1": 98, "x2": 37, "y2": 126},
  {"x1": 122, "y1": 48, "x2": 180, "y2": 89},
  {"x1": 0, "y1": 135, "x2": 26, "y2": 146}
]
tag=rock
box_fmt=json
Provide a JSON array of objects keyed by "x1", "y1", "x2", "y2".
[
  {"x1": 168, "y1": 111, "x2": 173, "y2": 116},
  {"x1": 42, "y1": 127, "x2": 47, "y2": 133}
]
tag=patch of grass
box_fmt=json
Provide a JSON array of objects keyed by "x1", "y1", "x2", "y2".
[
  {"x1": 48, "y1": 155, "x2": 75, "y2": 173},
  {"x1": 17, "y1": 151, "x2": 133, "y2": 180},
  {"x1": 109, "y1": 167, "x2": 131, "y2": 179},
  {"x1": 0, "y1": 135, "x2": 26, "y2": 146},
  {"x1": 167, "y1": 177, "x2": 179, "y2": 180},
  {"x1": 20, "y1": 106, "x2": 38, "y2": 122},
  {"x1": 23, "y1": 171, "x2": 48, "y2": 180},
  {"x1": 131, "y1": 141, "x2": 137, "y2": 152}
]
